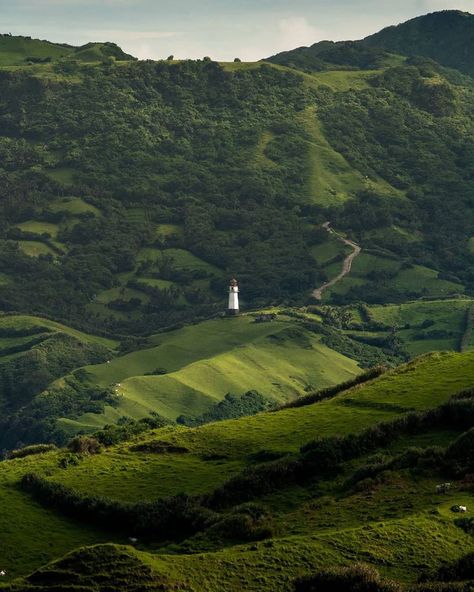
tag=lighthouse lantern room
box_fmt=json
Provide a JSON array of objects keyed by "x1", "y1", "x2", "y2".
[{"x1": 227, "y1": 278, "x2": 239, "y2": 316}]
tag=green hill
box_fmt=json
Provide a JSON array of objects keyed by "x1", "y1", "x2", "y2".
[
  {"x1": 14, "y1": 313, "x2": 364, "y2": 445},
  {"x1": 266, "y1": 39, "x2": 401, "y2": 73},
  {"x1": 0, "y1": 13, "x2": 473, "y2": 591},
  {"x1": 0, "y1": 349, "x2": 473, "y2": 588},
  {"x1": 364, "y1": 10, "x2": 474, "y2": 76},
  {"x1": 0, "y1": 19, "x2": 472, "y2": 334},
  {"x1": 0, "y1": 34, "x2": 135, "y2": 66},
  {"x1": 267, "y1": 10, "x2": 474, "y2": 77},
  {"x1": 1, "y1": 299, "x2": 472, "y2": 449}
]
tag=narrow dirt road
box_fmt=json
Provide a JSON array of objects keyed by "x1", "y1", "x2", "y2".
[{"x1": 313, "y1": 221, "x2": 362, "y2": 301}]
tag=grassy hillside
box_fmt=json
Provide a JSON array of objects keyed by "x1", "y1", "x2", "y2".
[
  {"x1": 1, "y1": 299, "x2": 470, "y2": 448},
  {"x1": 57, "y1": 314, "x2": 361, "y2": 432},
  {"x1": 0, "y1": 34, "x2": 135, "y2": 66},
  {"x1": 0, "y1": 315, "x2": 118, "y2": 449},
  {"x1": 0, "y1": 349, "x2": 472, "y2": 587}
]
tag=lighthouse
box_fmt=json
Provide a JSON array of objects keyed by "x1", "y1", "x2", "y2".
[{"x1": 227, "y1": 278, "x2": 239, "y2": 316}]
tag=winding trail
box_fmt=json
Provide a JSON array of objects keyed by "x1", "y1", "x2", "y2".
[{"x1": 313, "y1": 221, "x2": 362, "y2": 301}]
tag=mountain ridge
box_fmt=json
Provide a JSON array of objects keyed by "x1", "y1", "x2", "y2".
[{"x1": 267, "y1": 10, "x2": 474, "y2": 76}]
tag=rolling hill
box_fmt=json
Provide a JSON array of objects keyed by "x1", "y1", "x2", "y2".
[
  {"x1": 0, "y1": 297, "x2": 471, "y2": 450},
  {"x1": 267, "y1": 10, "x2": 474, "y2": 77},
  {"x1": 0, "y1": 12, "x2": 473, "y2": 589},
  {"x1": 0, "y1": 348, "x2": 472, "y2": 589}
]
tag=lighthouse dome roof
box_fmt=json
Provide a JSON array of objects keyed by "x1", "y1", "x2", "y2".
[{"x1": 230, "y1": 278, "x2": 238, "y2": 287}]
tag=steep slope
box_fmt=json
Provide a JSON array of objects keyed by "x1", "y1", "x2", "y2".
[{"x1": 364, "y1": 10, "x2": 474, "y2": 76}]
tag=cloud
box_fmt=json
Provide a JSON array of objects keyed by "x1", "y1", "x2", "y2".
[
  {"x1": 87, "y1": 29, "x2": 181, "y2": 41},
  {"x1": 420, "y1": 0, "x2": 473, "y2": 11},
  {"x1": 278, "y1": 16, "x2": 324, "y2": 49}
]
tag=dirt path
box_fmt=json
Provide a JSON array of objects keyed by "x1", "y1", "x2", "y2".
[{"x1": 313, "y1": 222, "x2": 362, "y2": 301}]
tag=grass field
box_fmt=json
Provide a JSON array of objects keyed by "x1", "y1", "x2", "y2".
[
  {"x1": 16, "y1": 221, "x2": 59, "y2": 238},
  {"x1": 45, "y1": 166, "x2": 77, "y2": 185},
  {"x1": 369, "y1": 299, "x2": 473, "y2": 355},
  {"x1": 155, "y1": 223, "x2": 183, "y2": 238},
  {"x1": 298, "y1": 106, "x2": 366, "y2": 205},
  {"x1": 48, "y1": 196, "x2": 100, "y2": 216},
  {"x1": 137, "y1": 247, "x2": 220, "y2": 274},
  {"x1": 0, "y1": 35, "x2": 71, "y2": 66},
  {"x1": 0, "y1": 314, "x2": 118, "y2": 350},
  {"x1": 310, "y1": 236, "x2": 351, "y2": 266},
  {"x1": 17, "y1": 240, "x2": 56, "y2": 257},
  {"x1": 95, "y1": 286, "x2": 150, "y2": 305},
  {"x1": 324, "y1": 257, "x2": 464, "y2": 301}
]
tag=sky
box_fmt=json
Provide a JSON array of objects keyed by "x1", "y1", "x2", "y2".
[{"x1": 0, "y1": 0, "x2": 472, "y2": 61}]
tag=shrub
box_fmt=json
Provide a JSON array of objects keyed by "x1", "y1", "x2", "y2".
[
  {"x1": 437, "y1": 552, "x2": 474, "y2": 582},
  {"x1": 67, "y1": 436, "x2": 102, "y2": 455},
  {"x1": 20, "y1": 473, "x2": 218, "y2": 539},
  {"x1": 294, "y1": 563, "x2": 401, "y2": 592},
  {"x1": 7, "y1": 443, "x2": 57, "y2": 459},
  {"x1": 445, "y1": 428, "x2": 474, "y2": 475},
  {"x1": 276, "y1": 366, "x2": 387, "y2": 411}
]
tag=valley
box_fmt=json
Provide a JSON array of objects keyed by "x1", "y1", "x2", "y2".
[{"x1": 0, "y1": 8, "x2": 473, "y2": 592}]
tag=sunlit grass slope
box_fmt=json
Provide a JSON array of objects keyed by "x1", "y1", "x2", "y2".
[
  {"x1": 60, "y1": 316, "x2": 361, "y2": 430},
  {"x1": 0, "y1": 314, "x2": 117, "y2": 350}
]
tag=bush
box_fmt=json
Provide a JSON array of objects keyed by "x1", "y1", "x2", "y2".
[
  {"x1": 445, "y1": 428, "x2": 474, "y2": 475},
  {"x1": 294, "y1": 563, "x2": 401, "y2": 592},
  {"x1": 20, "y1": 473, "x2": 218, "y2": 539},
  {"x1": 7, "y1": 443, "x2": 57, "y2": 459},
  {"x1": 67, "y1": 436, "x2": 102, "y2": 455},
  {"x1": 437, "y1": 552, "x2": 474, "y2": 582},
  {"x1": 276, "y1": 366, "x2": 387, "y2": 411}
]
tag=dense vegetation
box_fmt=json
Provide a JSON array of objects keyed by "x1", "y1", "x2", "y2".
[
  {"x1": 0, "y1": 12, "x2": 473, "y2": 336},
  {"x1": 0, "y1": 58, "x2": 318, "y2": 335},
  {"x1": 364, "y1": 10, "x2": 474, "y2": 76}
]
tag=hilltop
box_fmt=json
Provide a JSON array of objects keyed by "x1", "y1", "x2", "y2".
[
  {"x1": 364, "y1": 10, "x2": 474, "y2": 76},
  {"x1": 268, "y1": 10, "x2": 474, "y2": 76},
  {"x1": 0, "y1": 34, "x2": 136, "y2": 66}
]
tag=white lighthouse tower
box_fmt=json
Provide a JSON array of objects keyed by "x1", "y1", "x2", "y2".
[{"x1": 227, "y1": 278, "x2": 239, "y2": 316}]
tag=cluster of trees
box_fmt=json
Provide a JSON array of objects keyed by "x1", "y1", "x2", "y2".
[
  {"x1": 21, "y1": 472, "x2": 271, "y2": 543},
  {"x1": 0, "y1": 56, "x2": 472, "y2": 332},
  {"x1": 177, "y1": 390, "x2": 272, "y2": 426}
]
